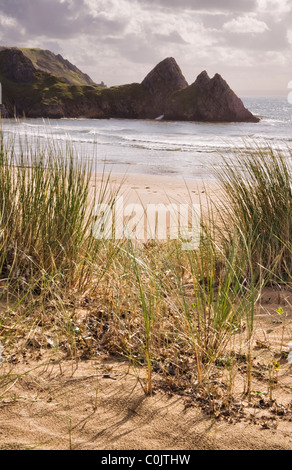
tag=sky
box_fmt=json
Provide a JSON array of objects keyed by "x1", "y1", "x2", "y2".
[{"x1": 0, "y1": 0, "x2": 292, "y2": 96}]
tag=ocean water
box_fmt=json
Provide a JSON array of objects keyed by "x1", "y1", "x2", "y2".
[{"x1": 1, "y1": 97, "x2": 292, "y2": 180}]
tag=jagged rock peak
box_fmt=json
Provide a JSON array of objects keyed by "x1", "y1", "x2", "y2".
[
  {"x1": 142, "y1": 57, "x2": 188, "y2": 96},
  {"x1": 210, "y1": 73, "x2": 230, "y2": 89},
  {"x1": 165, "y1": 68, "x2": 259, "y2": 123},
  {"x1": 194, "y1": 70, "x2": 211, "y2": 87}
]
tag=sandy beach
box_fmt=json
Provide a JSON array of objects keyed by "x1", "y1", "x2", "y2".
[
  {"x1": 0, "y1": 328, "x2": 291, "y2": 451},
  {"x1": 89, "y1": 172, "x2": 221, "y2": 244},
  {"x1": 98, "y1": 173, "x2": 220, "y2": 207}
]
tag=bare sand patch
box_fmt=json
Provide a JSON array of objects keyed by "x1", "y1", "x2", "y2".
[
  {"x1": 0, "y1": 354, "x2": 291, "y2": 451},
  {"x1": 1, "y1": 293, "x2": 291, "y2": 451},
  {"x1": 91, "y1": 172, "x2": 221, "y2": 207}
]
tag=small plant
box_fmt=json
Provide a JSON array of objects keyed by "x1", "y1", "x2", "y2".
[{"x1": 268, "y1": 360, "x2": 280, "y2": 402}]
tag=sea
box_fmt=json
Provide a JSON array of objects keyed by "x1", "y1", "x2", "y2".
[{"x1": 1, "y1": 97, "x2": 292, "y2": 180}]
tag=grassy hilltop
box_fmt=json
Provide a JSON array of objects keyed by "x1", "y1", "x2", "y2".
[{"x1": 0, "y1": 46, "x2": 96, "y2": 86}]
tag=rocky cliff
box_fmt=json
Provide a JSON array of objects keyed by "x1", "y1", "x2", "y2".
[
  {"x1": 164, "y1": 70, "x2": 258, "y2": 122},
  {"x1": 0, "y1": 48, "x2": 36, "y2": 83},
  {"x1": 0, "y1": 49, "x2": 259, "y2": 122}
]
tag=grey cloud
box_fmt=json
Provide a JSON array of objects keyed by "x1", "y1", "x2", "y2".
[
  {"x1": 218, "y1": 18, "x2": 289, "y2": 52},
  {"x1": 153, "y1": 31, "x2": 187, "y2": 44},
  {"x1": 41, "y1": 40, "x2": 63, "y2": 55},
  {"x1": 93, "y1": 28, "x2": 187, "y2": 67},
  {"x1": 196, "y1": 13, "x2": 234, "y2": 29},
  {"x1": 93, "y1": 33, "x2": 162, "y2": 65},
  {"x1": 0, "y1": 0, "x2": 125, "y2": 38},
  {"x1": 134, "y1": 0, "x2": 257, "y2": 12},
  {"x1": 0, "y1": 17, "x2": 25, "y2": 45}
]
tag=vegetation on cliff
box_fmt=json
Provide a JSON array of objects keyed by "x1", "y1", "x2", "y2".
[
  {"x1": 0, "y1": 48, "x2": 259, "y2": 122},
  {"x1": 0, "y1": 46, "x2": 96, "y2": 86}
]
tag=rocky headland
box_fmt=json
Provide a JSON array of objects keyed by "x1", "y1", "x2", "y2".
[{"x1": 0, "y1": 48, "x2": 259, "y2": 122}]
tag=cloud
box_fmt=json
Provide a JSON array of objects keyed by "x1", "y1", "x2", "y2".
[
  {"x1": 219, "y1": 18, "x2": 289, "y2": 51},
  {"x1": 153, "y1": 31, "x2": 187, "y2": 44},
  {"x1": 0, "y1": 0, "x2": 126, "y2": 38},
  {"x1": 134, "y1": 0, "x2": 257, "y2": 12},
  {"x1": 223, "y1": 15, "x2": 269, "y2": 34},
  {"x1": 257, "y1": 0, "x2": 292, "y2": 16},
  {"x1": 0, "y1": 14, "x2": 17, "y2": 27}
]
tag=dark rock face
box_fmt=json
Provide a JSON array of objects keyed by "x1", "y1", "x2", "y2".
[
  {"x1": 165, "y1": 71, "x2": 259, "y2": 122},
  {"x1": 1, "y1": 49, "x2": 36, "y2": 83},
  {"x1": 140, "y1": 57, "x2": 189, "y2": 117},
  {"x1": 142, "y1": 57, "x2": 188, "y2": 97}
]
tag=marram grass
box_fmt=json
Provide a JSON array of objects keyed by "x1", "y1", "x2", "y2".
[
  {"x1": 216, "y1": 144, "x2": 292, "y2": 282},
  {"x1": 0, "y1": 131, "x2": 291, "y2": 405},
  {"x1": 0, "y1": 131, "x2": 116, "y2": 298}
]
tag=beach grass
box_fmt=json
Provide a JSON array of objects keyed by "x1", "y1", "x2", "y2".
[
  {"x1": 0, "y1": 132, "x2": 291, "y2": 409},
  {"x1": 216, "y1": 145, "x2": 292, "y2": 282}
]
